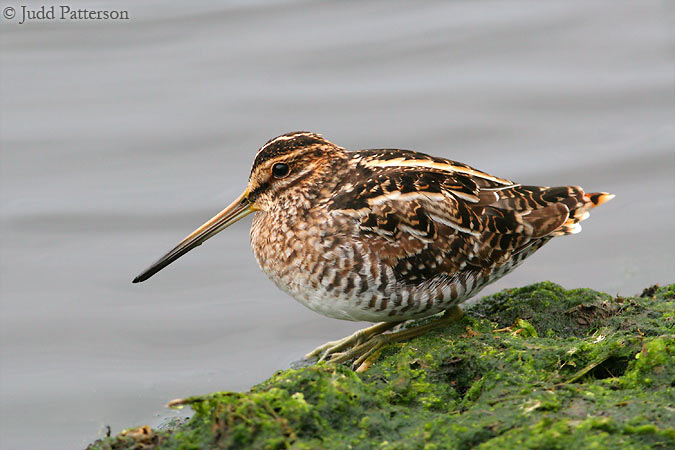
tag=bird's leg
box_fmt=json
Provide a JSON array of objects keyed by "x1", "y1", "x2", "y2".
[
  {"x1": 329, "y1": 306, "x2": 464, "y2": 371},
  {"x1": 305, "y1": 321, "x2": 403, "y2": 362}
]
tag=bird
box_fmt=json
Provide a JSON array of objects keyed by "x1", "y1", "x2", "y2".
[{"x1": 133, "y1": 131, "x2": 614, "y2": 371}]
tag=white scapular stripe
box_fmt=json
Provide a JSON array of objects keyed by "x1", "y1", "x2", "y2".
[
  {"x1": 428, "y1": 213, "x2": 481, "y2": 237},
  {"x1": 367, "y1": 190, "x2": 446, "y2": 206},
  {"x1": 363, "y1": 157, "x2": 512, "y2": 185}
]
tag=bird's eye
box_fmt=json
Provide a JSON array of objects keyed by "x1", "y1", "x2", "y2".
[{"x1": 272, "y1": 163, "x2": 290, "y2": 178}]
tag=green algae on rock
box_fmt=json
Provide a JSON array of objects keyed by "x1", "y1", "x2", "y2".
[{"x1": 88, "y1": 283, "x2": 675, "y2": 449}]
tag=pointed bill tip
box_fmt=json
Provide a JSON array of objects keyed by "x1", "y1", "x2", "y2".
[
  {"x1": 132, "y1": 269, "x2": 158, "y2": 283},
  {"x1": 131, "y1": 190, "x2": 254, "y2": 284}
]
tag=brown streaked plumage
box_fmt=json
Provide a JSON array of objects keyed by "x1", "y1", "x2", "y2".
[{"x1": 133, "y1": 131, "x2": 614, "y2": 369}]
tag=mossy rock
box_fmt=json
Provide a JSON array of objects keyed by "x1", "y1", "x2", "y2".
[{"x1": 88, "y1": 282, "x2": 675, "y2": 449}]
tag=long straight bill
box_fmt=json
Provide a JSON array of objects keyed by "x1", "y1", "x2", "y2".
[{"x1": 133, "y1": 190, "x2": 255, "y2": 283}]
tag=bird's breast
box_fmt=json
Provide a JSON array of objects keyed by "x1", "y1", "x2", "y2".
[
  {"x1": 250, "y1": 207, "x2": 370, "y2": 320},
  {"x1": 248, "y1": 207, "x2": 476, "y2": 322}
]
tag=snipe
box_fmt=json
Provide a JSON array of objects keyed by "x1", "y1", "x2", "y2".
[{"x1": 134, "y1": 131, "x2": 614, "y2": 371}]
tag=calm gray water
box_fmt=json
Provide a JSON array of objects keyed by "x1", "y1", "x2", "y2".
[{"x1": 1, "y1": 1, "x2": 673, "y2": 448}]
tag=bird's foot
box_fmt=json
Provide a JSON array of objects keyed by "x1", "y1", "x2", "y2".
[
  {"x1": 304, "y1": 321, "x2": 401, "y2": 363},
  {"x1": 308, "y1": 306, "x2": 464, "y2": 372}
]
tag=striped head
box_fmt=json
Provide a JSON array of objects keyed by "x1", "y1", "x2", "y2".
[
  {"x1": 132, "y1": 131, "x2": 346, "y2": 282},
  {"x1": 246, "y1": 131, "x2": 347, "y2": 209}
]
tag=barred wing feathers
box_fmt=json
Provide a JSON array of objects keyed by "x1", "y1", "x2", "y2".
[{"x1": 328, "y1": 149, "x2": 613, "y2": 285}]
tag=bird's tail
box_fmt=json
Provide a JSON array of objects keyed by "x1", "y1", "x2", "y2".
[{"x1": 552, "y1": 191, "x2": 614, "y2": 236}]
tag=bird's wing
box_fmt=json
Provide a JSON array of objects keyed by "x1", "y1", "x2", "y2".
[{"x1": 327, "y1": 150, "x2": 581, "y2": 284}]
